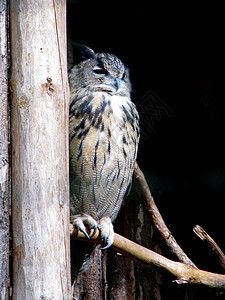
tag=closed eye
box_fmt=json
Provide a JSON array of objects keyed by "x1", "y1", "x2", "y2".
[
  {"x1": 93, "y1": 67, "x2": 108, "y2": 75},
  {"x1": 122, "y1": 71, "x2": 126, "y2": 80}
]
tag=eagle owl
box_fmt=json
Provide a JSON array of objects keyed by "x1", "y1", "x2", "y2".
[{"x1": 69, "y1": 44, "x2": 139, "y2": 275}]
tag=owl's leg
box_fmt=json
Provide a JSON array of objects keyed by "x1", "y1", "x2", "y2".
[
  {"x1": 71, "y1": 214, "x2": 98, "y2": 239},
  {"x1": 98, "y1": 216, "x2": 114, "y2": 250}
]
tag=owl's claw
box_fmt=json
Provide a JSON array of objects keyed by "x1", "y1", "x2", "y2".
[
  {"x1": 100, "y1": 238, "x2": 113, "y2": 250},
  {"x1": 80, "y1": 227, "x2": 91, "y2": 239},
  {"x1": 71, "y1": 214, "x2": 98, "y2": 239},
  {"x1": 98, "y1": 216, "x2": 114, "y2": 250},
  {"x1": 71, "y1": 215, "x2": 114, "y2": 248},
  {"x1": 90, "y1": 224, "x2": 97, "y2": 238}
]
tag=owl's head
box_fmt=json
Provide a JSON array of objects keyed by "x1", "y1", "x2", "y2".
[{"x1": 69, "y1": 44, "x2": 131, "y2": 97}]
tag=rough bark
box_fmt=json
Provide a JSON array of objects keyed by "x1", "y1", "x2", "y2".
[
  {"x1": 73, "y1": 246, "x2": 106, "y2": 300},
  {"x1": 10, "y1": 1, "x2": 71, "y2": 299},
  {"x1": 0, "y1": 0, "x2": 11, "y2": 299}
]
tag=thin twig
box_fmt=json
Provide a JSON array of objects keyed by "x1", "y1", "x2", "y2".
[
  {"x1": 70, "y1": 225, "x2": 225, "y2": 289},
  {"x1": 193, "y1": 225, "x2": 225, "y2": 271},
  {"x1": 133, "y1": 162, "x2": 198, "y2": 269}
]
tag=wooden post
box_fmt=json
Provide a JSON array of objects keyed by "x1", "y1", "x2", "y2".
[
  {"x1": 0, "y1": 1, "x2": 11, "y2": 299},
  {"x1": 10, "y1": 1, "x2": 71, "y2": 299}
]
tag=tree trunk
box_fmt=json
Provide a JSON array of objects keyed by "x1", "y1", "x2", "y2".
[
  {"x1": 10, "y1": 1, "x2": 71, "y2": 299},
  {"x1": 0, "y1": 1, "x2": 11, "y2": 299}
]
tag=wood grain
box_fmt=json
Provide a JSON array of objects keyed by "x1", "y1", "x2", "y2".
[
  {"x1": 10, "y1": 1, "x2": 71, "y2": 299},
  {"x1": 0, "y1": 0, "x2": 11, "y2": 298}
]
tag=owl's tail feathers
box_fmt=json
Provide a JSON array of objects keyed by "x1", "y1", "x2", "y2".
[{"x1": 71, "y1": 239, "x2": 96, "y2": 283}]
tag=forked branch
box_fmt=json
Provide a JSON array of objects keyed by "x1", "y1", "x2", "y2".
[
  {"x1": 134, "y1": 162, "x2": 197, "y2": 268},
  {"x1": 70, "y1": 225, "x2": 225, "y2": 289}
]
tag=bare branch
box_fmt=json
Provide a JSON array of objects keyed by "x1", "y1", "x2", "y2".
[
  {"x1": 133, "y1": 162, "x2": 197, "y2": 269},
  {"x1": 70, "y1": 163, "x2": 225, "y2": 289},
  {"x1": 193, "y1": 225, "x2": 225, "y2": 271},
  {"x1": 70, "y1": 225, "x2": 225, "y2": 289}
]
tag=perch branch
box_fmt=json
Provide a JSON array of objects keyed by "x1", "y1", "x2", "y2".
[
  {"x1": 133, "y1": 162, "x2": 197, "y2": 268},
  {"x1": 70, "y1": 225, "x2": 225, "y2": 289},
  {"x1": 193, "y1": 225, "x2": 225, "y2": 271}
]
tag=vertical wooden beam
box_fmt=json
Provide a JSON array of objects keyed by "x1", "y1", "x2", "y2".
[
  {"x1": 0, "y1": 1, "x2": 10, "y2": 299},
  {"x1": 10, "y1": 1, "x2": 71, "y2": 299}
]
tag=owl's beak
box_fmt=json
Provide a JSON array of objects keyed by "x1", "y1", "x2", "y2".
[
  {"x1": 102, "y1": 76, "x2": 120, "y2": 94},
  {"x1": 114, "y1": 78, "x2": 120, "y2": 91}
]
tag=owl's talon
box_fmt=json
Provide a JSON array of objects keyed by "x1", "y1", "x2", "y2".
[
  {"x1": 71, "y1": 214, "x2": 98, "y2": 238},
  {"x1": 100, "y1": 235, "x2": 108, "y2": 250},
  {"x1": 100, "y1": 239, "x2": 113, "y2": 250},
  {"x1": 80, "y1": 227, "x2": 91, "y2": 239},
  {"x1": 90, "y1": 224, "x2": 98, "y2": 238},
  {"x1": 98, "y1": 216, "x2": 114, "y2": 250}
]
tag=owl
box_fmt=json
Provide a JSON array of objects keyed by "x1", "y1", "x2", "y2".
[{"x1": 69, "y1": 44, "x2": 139, "y2": 274}]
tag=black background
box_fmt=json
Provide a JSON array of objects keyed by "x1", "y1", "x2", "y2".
[{"x1": 68, "y1": 0, "x2": 225, "y2": 277}]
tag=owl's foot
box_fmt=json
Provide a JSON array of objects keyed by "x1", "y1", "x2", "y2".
[
  {"x1": 98, "y1": 216, "x2": 114, "y2": 250},
  {"x1": 71, "y1": 214, "x2": 98, "y2": 239}
]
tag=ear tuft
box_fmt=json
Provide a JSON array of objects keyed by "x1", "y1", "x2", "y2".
[{"x1": 72, "y1": 43, "x2": 95, "y2": 60}]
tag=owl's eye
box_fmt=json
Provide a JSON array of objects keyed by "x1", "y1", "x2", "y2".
[{"x1": 93, "y1": 67, "x2": 108, "y2": 75}]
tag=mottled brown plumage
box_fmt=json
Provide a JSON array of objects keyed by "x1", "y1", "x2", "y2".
[{"x1": 69, "y1": 44, "x2": 139, "y2": 276}]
